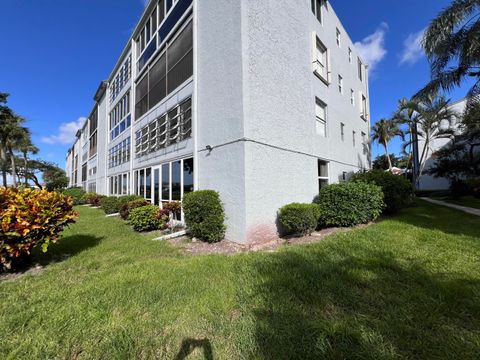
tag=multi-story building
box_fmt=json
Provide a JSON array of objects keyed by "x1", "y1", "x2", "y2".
[{"x1": 66, "y1": 0, "x2": 371, "y2": 243}]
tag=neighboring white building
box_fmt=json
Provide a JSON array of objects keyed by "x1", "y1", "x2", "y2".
[
  {"x1": 66, "y1": 0, "x2": 371, "y2": 243},
  {"x1": 416, "y1": 98, "x2": 466, "y2": 191}
]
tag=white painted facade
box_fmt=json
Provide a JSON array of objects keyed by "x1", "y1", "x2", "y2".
[
  {"x1": 66, "y1": 0, "x2": 371, "y2": 243},
  {"x1": 417, "y1": 98, "x2": 466, "y2": 191}
]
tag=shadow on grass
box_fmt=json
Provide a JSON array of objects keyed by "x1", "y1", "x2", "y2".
[
  {"x1": 174, "y1": 338, "x2": 214, "y2": 360},
  {"x1": 252, "y1": 249, "x2": 480, "y2": 359},
  {"x1": 391, "y1": 200, "x2": 480, "y2": 238}
]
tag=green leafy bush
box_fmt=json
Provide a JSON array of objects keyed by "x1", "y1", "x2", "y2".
[
  {"x1": 278, "y1": 203, "x2": 321, "y2": 236},
  {"x1": 0, "y1": 187, "x2": 78, "y2": 271},
  {"x1": 466, "y1": 178, "x2": 480, "y2": 198},
  {"x1": 120, "y1": 199, "x2": 150, "y2": 220},
  {"x1": 351, "y1": 170, "x2": 414, "y2": 213},
  {"x1": 314, "y1": 182, "x2": 384, "y2": 227},
  {"x1": 183, "y1": 190, "x2": 226, "y2": 243},
  {"x1": 62, "y1": 187, "x2": 86, "y2": 205},
  {"x1": 100, "y1": 196, "x2": 120, "y2": 215},
  {"x1": 83, "y1": 192, "x2": 105, "y2": 206},
  {"x1": 128, "y1": 205, "x2": 167, "y2": 232},
  {"x1": 118, "y1": 195, "x2": 144, "y2": 208}
]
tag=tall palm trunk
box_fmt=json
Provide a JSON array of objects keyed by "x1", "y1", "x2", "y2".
[
  {"x1": 8, "y1": 148, "x2": 17, "y2": 187},
  {"x1": 383, "y1": 141, "x2": 392, "y2": 171},
  {"x1": 23, "y1": 151, "x2": 28, "y2": 186}
]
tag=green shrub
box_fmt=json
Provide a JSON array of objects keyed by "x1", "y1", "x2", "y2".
[
  {"x1": 128, "y1": 205, "x2": 167, "y2": 232},
  {"x1": 62, "y1": 187, "x2": 86, "y2": 205},
  {"x1": 118, "y1": 195, "x2": 144, "y2": 208},
  {"x1": 120, "y1": 199, "x2": 150, "y2": 220},
  {"x1": 314, "y1": 182, "x2": 384, "y2": 227},
  {"x1": 278, "y1": 203, "x2": 321, "y2": 236},
  {"x1": 466, "y1": 178, "x2": 480, "y2": 198},
  {"x1": 83, "y1": 192, "x2": 105, "y2": 206},
  {"x1": 351, "y1": 170, "x2": 414, "y2": 213},
  {"x1": 183, "y1": 190, "x2": 226, "y2": 243},
  {"x1": 0, "y1": 187, "x2": 78, "y2": 271},
  {"x1": 100, "y1": 196, "x2": 120, "y2": 215}
]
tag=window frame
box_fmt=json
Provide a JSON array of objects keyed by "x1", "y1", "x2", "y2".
[{"x1": 315, "y1": 97, "x2": 327, "y2": 137}]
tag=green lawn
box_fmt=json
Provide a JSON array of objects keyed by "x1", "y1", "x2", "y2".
[
  {"x1": 432, "y1": 195, "x2": 480, "y2": 209},
  {"x1": 1, "y1": 201, "x2": 480, "y2": 359}
]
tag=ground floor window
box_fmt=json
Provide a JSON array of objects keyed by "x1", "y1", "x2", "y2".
[
  {"x1": 109, "y1": 172, "x2": 130, "y2": 196},
  {"x1": 87, "y1": 182, "x2": 97, "y2": 193},
  {"x1": 134, "y1": 157, "x2": 194, "y2": 209},
  {"x1": 318, "y1": 160, "x2": 329, "y2": 192}
]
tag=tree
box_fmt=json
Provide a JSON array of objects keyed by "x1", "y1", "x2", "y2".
[
  {"x1": 372, "y1": 154, "x2": 400, "y2": 170},
  {"x1": 400, "y1": 94, "x2": 459, "y2": 187},
  {"x1": 371, "y1": 119, "x2": 403, "y2": 171},
  {"x1": 4, "y1": 116, "x2": 27, "y2": 187},
  {"x1": 44, "y1": 166, "x2": 69, "y2": 191},
  {"x1": 417, "y1": 0, "x2": 480, "y2": 112},
  {"x1": 17, "y1": 128, "x2": 39, "y2": 186}
]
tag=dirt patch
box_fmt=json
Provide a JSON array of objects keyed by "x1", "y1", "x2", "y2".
[
  {"x1": 168, "y1": 223, "x2": 371, "y2": 256},
  {"x1": 0, "y1": 263, "x2": 45, "y2": 282}
]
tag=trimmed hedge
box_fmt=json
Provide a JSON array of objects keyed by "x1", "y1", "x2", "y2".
[
  {"x1": 183, "y1": 190, "x2": 226, "y2": 243},
  {"x1": 100, "y1": 196, "x2": 120, "y2": 215},
  {"x1": 83, "y1": 192, "x2": 105, "y2": 206},
  {"x1": 351, "y1": 170, "x2": 414, "y2": 213},
  {"x1": 278, "y1": 203, "x2": 321, "y2": 236},
  {"x1": 120, "y1": 199, "x2": 150, "y2": 220},
  {"x1": 62, "y1": 187, "x2": 86, "y2": 205},
  {"x1": 314, "y1": 182, "x2": 384, "y2": 227},
  {"x1": 128, "y1": 205, "x2": 167, "y2": 232},
  {"x1": 118, "y1": 195, "x2": 144, "y2": 208},
  {"x1": 1, "y1": 188, "x2": 78, "y2": 271}
]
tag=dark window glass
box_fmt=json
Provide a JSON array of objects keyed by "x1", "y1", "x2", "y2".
[
  {"x1": 151, "y1": 8, "x2": 157, "y2": 32},
  {"x1": 139, "y1": 169, "x2": 145, "y2": 197},
  {"x1": 319, "y1": 179, "x2": 328, "y2": 192},
  {"x1": 162, "y1": 163, "x2": 170, "y2": 201},
  {"x1": 172, "y1": 160, "x2": 181, "y2": 201},
  {"x1": 154, "y1": 169, "x2": 160, "y2": 205},
  {"x1": 134, "y1": 171, "x2": 138, "y2": 195},
  {"x1": 183, "y1": 158, "x2": 194, "y2": 195},
  {"x1": 148, "y1": 53, "x2": 167, "y2": 109},
  {"x1": 167, "y1": 21, "x2": 193, "y2": 93},
  {"x1": 135, "y1": 75, "x2": 149, "y2": 119},
  {"x1": 158, "y1": 0, "x2": 165, "y2": 24},
  {"x1": 145, "y1": 167, "x2": 152, "y2": 200},
  {"x1": 318, "y1": 160, "x2": 328, "y2": 178}
]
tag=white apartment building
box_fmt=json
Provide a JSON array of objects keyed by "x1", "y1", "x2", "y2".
[{"x1": 66, "y1": 0, "x2": 371, "y2": 243}]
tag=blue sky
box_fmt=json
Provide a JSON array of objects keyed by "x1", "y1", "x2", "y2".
[{"x1": 0, "y1": 0, "x2": 472, "y2": 169}]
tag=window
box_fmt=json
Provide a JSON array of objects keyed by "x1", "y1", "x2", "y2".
[
  {"x1": 135, "y1": 97, "x2": 192, "y2": 158},
  {"x1": 311, "y1": 0, "x2": 323, "y2": 23},
  {"x1": 352, "y1": 130, "x2": 356, "y2": 147},
  {"x1": 350, "y1": 89, "x2": 355, "y2": 106},
  {"x1": 341, "y1": 123, "x2": 345, "y2": 141},
  {"x1": 336, "y1": 28, "x2": 341, "y2": 47},
  {"x1": 81, "y1": 163, "x2": 87, "y2": 182},
  {"x1": 358, "y1": 57, "x2": 363, "y2": 81},
  {"x1": 315, "y1": 98, "x2": 327, "y2": 137},
  {"x1": 338, "y1": 75, "x2": 343, "y2": 94},
  {"x1": 135, "y1": 20, "x2": 193, "y2": 119},
  {"x1": 314, "y1": 37, "x2": 329, "y2": 83},
  {"x1": 318, "y1": 160, "x2": 329, "y2": 191},
  {"x1": 360, "y1": 93, "x2": 368, "y2": 120},
  {"x1": 110, "y1": 55, "x2": 131, "y2": 103},
  {"x1": 348, "y1": 47, "x2": 352, "y2": 63},
  {"x1": 109, "y1": 91, "x2": 131, "y2": 140},
  {"x1": 109, "y1": 173, "x2": 130, "y2": 196},
  {"x1": 89, "y1": 107, "x2": 98, "y2": 157},
  {"x1": 108, "y1": 137, "x2": 131, "y2": 168},
  {"x1": 342, "y1": 171, "x2": 347, "y2": 181}
]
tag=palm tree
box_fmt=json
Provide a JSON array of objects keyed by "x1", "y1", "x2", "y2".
[
  {"x1": 4, "y1": 116, "x2": 28, "y2": 187},
  {"x1": 371, "y1": 119, "x2": 404, "y2": 171},
  {"x1": 17, "y1": 128, "x2": 39, "y2": 186},
  {"x1": 417, "y1": 0, "x2": 480, "y2": 110},
  {"x1": 399, "y1": 95, "x2": 459, "y2": 187}
]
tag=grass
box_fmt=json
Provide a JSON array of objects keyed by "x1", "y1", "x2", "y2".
[
  {"x1": 431, "y1": 195, "x2": 480, "y2": 209},
  {"x1": 1, "y1": 201, "x2": 480, "y2": 359}
]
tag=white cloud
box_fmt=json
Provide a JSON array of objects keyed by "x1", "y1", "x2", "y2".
[
  {"x1": 354, "y1": 22, "x2": 388, "y2": 71},
  {"x1": 399, "y1": 28, "x2": 426, "y2": 65},
  {"x1": 41, "y1": 117, "x2": 86, "y2": 145}
]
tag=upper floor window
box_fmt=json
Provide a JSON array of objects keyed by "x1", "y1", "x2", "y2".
[
  {"x1": 338, "y1": 75, "x2": 343, "y2": 94},
  {"x1": 314, "y1": 37, "x2": 329, "y2": 84},
  {"x1": 135, "y1": 20, "x2": 193, "y2": 120},
  {"x1": 110, "y1": 55, "x2": 132, "y2": 104},
  {"x1": 358, "y1": 57, "x2": 363, "y2": 81},
  {"x1": 336, "y1": 28, "x2": 341, "y2": 47},
  {"x1": 340, "y1": 122, "x2": 345, "y2": 141},
  {"x1": 348, "y1": 47, "x2": 352, "y2": 63},
  {"x1": 352, "y1": 130, "x2": 356, "y2": 147},
  {"x1": 350, "y1": 89, "x2": 355, "y2": 106},
  {"x1": 311, "y1": 0, "x2": 323, "y2": 24},
  {"x1": 315, "y1": 98, "x2": 327, "y2": 137},
  {"x1": 109, "y1": 91, "x2": 132, "y2": 140},
  {"x1": 360, "y1": 93, "x2": 368, "y2": 120}
]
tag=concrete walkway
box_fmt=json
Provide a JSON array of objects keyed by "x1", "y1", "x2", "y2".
[{"x1": 421, "y1": 197, "x2": 480, "y2": 217}]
